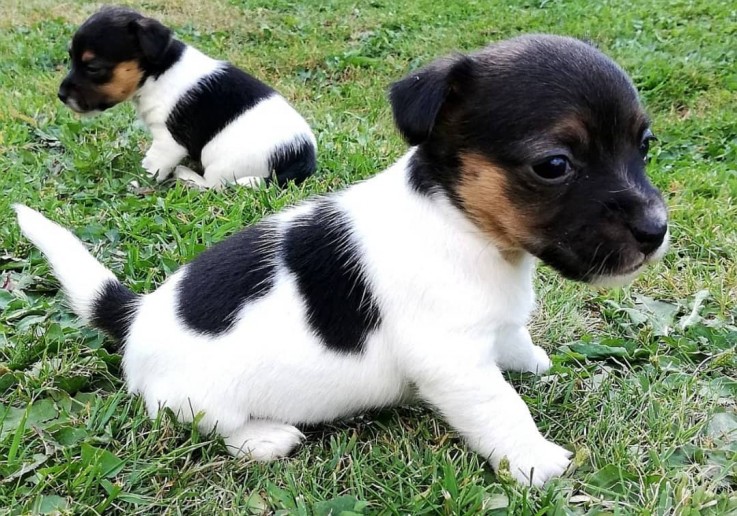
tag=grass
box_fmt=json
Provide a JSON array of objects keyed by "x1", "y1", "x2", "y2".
[{"x1": 0, "y1": 0, "x2": 735, "y2": 513}]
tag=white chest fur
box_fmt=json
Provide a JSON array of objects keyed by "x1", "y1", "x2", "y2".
[{"x1": 134, "y1": 45, "x2": 222, "y2": 127}]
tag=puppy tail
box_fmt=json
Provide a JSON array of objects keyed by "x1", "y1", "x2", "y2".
[{"x1": 14, "y1": 205, "x2": 139, "y2": 343}]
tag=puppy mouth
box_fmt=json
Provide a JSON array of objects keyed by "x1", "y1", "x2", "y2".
[
  {"x1": 64, "y1": 98, "x2": 86, "y2": 113},
  {"x1": 64, "y1": 97, "x2": 95, "y2": 115},
  {"x1": 618, "y1": 258, "x2": 647, "y2": 276},
  {"x1": 588, "y1": 234, "x2": 670, "y2": 288},
  {"x1": 64, "y1": 98, "x2": 111, "y2": 115}
]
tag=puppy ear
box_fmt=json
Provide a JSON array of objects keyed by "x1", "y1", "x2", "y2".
[
  {"x1": 389, "y1": 54, "x2": 474, "y2": 146},
  {"x1": 129, "y1": 17, "x2": 172, "y2": 63}
]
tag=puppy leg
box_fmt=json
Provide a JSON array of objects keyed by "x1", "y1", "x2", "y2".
[
  {"x1": 141, "y1": 132, "x2": 187, "y2": 182},
  {"x1": 412, "y1": 347, "x2": 570, "y2": 486},
  {"x1": 493, "y1": 327, "x2": 552, "y2": 374},
  {"x1": 223, "y1": 420, "x2": 305, "y2": 461}
]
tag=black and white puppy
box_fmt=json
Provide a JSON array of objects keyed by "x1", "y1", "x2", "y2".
[
  {"x1": 58, "y1": 7, "x2": 317, "y2": 187},
  {"x1": 19, "y1": 35, "x2": 668, "y2": 486}
]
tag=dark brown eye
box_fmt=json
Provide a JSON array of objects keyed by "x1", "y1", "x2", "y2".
[
  {"x1": 84, "y1": 61, "x2": 108, "y2": 77},
  {"x1": 640, "y1": 128, "x2": 657, "y2": 159},
  {"x1": 532, "y1": 155, "x2": 572, "y2": 181}
]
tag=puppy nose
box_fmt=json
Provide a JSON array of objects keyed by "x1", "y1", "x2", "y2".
[{"x1": 630, "y1": 218, "x2": 668, "y2": 255}]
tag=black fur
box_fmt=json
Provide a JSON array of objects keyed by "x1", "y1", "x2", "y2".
[
  {"x1": 91, "y1": 280, "x2": 139, "y2": 343},
  {"x1": 128, "y1": 16, "x2": 173, "y2": 66},
  {"x1": 59, "y1": 7, "x2": 186, "y2": 110},
  {"x1": 389, "y1": 54, "x2": 474, "y2": 146},
  {"x1": 389, "y1": 35, "x2": 668, "y2": 282},
  {"x1": 283, "y1": 202, "x2": 381, "y2": 353},
  {"x1": 266, "y1": 138, "x2": 317, "y2": 186},
  {"x1": 176, "y1": 223, "x2": 278, "y2": 335},
  {"x1": 166, "y1": 65, "x2": 275, "y2": 164}
]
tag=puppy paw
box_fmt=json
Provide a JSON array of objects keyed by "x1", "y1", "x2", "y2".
[
  {"x1": 141, "y1": 155, "x2": 160, "y2": 177},
  {"x1": 174, "y1": 165, "x2": 208, "y2": 188},
  {"x1": 504, "y1": 437, "x2": 572, "y2": 487},
  {"x1": 141, "y1": 154, "x2": 174, "y2": 182},
  {"x1": 234, "y1": 176, "x2": 266, "y2": 189},
  {"x1": 224, "y1": 421, "x2": 305, "y2": 461},
  {"x1": 525, "y1": 345, "x2": 553, "y2": 374}
]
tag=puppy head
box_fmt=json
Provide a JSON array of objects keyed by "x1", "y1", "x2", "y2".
[
  {"x1": 390, "y1": 35, "x2": 668, "y2": 286},
  {"x1": 58, "y1": 7, "x2": 173, "y2": 113}
]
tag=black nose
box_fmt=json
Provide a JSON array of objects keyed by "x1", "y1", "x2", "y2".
[{"x1": 630, "y1": 218, "x2": 667, "y2": 255}]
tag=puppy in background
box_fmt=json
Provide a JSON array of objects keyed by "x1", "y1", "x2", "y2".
[
  {"x1": 20, "y1": 35, "x2": 668, "y2": 486},
  {"x1": 58, "y1": 6, "x2": 317, "y2": 188}
]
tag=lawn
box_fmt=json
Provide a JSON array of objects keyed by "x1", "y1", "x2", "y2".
[{"x1": 1, "y1": 0, "x2": 736, "y2": 513}]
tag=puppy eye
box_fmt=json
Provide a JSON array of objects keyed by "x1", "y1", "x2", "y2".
[
  {"x1": 85, "y1": 63, "x2": 105, "y2": 76},
  {"x1": 531, "y1": 155, "x2": 572, "y2": 181},
  {"x1": 639, "y1": 128, "x2": 657, "y2": 158}
]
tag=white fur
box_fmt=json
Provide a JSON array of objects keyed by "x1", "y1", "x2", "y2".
[
  {"x1": 133, "y1": 45, "x2": 316, "y2": 187},
  {"x1": 14, "y1": 152, "x2": 586, "y2": 487},
  {"x1": 13, "y1": 204, "x2": 115, "y2": 322}
]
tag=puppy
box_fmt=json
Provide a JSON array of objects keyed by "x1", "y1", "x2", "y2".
[
  {"x1": 18, "y1": 35, "x2": 668, "y2": 486},
  {"x1": 58, "y1": 7, "x2": 317, "y2": 188}
]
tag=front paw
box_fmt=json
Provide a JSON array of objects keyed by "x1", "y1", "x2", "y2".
[
  {"x1": 501, "y1": 437, "x2": 572, "y2": 487},
  {"x1": 141, "y1": 155, "x2": 171, "y2": 182},
  {"x1": 526, "y1": 345, "x2": 553, "y2": 374},
  {"x1": 141, "y1": 154, "x2": 159, "y2": 176}
]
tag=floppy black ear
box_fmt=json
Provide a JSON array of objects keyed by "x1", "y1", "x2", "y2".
[
  {"x1": 389, "y1": 55, "x2": 474, "y2": 146},
  {"x1": 129, "y1": 17, "x2": 172, "y2": 63}
]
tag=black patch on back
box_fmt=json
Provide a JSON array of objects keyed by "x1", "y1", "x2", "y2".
[
  {"x1": 166, "y1": 64, "x2": 275, "y2": 163},
  {"x1": 266, "y1": 138, "x2": 317, "y2": 187},
  {"x1": 92, "y1": 280, "x2": 139, "y2": 344},
  {"x1": 176, "y1": 223, "x2": 278, "y2": 335},
  {"x1": 282, "y1": 202, "x2": 381, "y2": 353}
]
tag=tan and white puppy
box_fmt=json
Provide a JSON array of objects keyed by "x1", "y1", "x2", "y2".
[
  {"x1": 58, "y1": 6, "x2": 316, "y2": 187},
  {"x1": 19, "y1": 35, "x2": 667, "y2": 486}
]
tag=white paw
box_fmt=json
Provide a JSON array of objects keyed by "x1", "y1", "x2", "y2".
[
  {"x1": 504, "y1": 437, "x2": 572, "y2": 487},
  {"x1": 142, "y1": 154, "x2": 173, "y2": 182},
  {"x1": 234, "y1": 175, "x2": 266, "y2": 189},
  {"x1": 525, "y1": 345, "x2": 552, "y2": 374},
  {"x1": 141, "y1": 154, "x2": 159, "y2": 177},
  {"x1": 174, "y1": 165, "x2": 208, "y2": 188},
  {"x1": 224, "y1": 422, "x2": 305, "y2": 461}
]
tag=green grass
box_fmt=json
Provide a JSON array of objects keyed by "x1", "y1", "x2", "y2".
[{"x1": 1, "y1": 0, "x2": 736, "y2": 513}]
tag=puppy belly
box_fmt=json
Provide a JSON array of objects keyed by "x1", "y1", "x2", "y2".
[
  {"x1": 124, "y1": 336, "x2": 406, "y2": 434},
  {"x1": 121, "y1": 280, "x2": 405, "y2": 434}
]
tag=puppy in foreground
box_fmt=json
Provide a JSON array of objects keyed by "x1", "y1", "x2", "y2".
[
  {"x1": 19, "y1": 35, "x2": 668, "y2": 486},
  {"x1": 58, "y1": 7, "x2": 317, "y2": 187}
]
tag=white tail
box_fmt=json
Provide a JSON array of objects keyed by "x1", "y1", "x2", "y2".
[{"x1": 14, "y1": 204, "x2": 119, "y2": 323}]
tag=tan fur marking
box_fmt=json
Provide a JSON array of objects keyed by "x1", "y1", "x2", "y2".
[
  {"x1": 457, "y1": 153, "x2": 531, "y2": 261},
  {"x1": 97, "y1": 60, "x2": 144, "y2": 102},
  {"x1": 81, "y1": 50, "x2": 95, "y2": 62},
  {"x1": 551, "y1": 115, "x2": 589, "y2": 146}
]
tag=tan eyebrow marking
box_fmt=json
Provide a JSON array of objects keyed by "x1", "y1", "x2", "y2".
[{"x1": 550, "y1": 115, "x2": 590, "y2": 146}]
